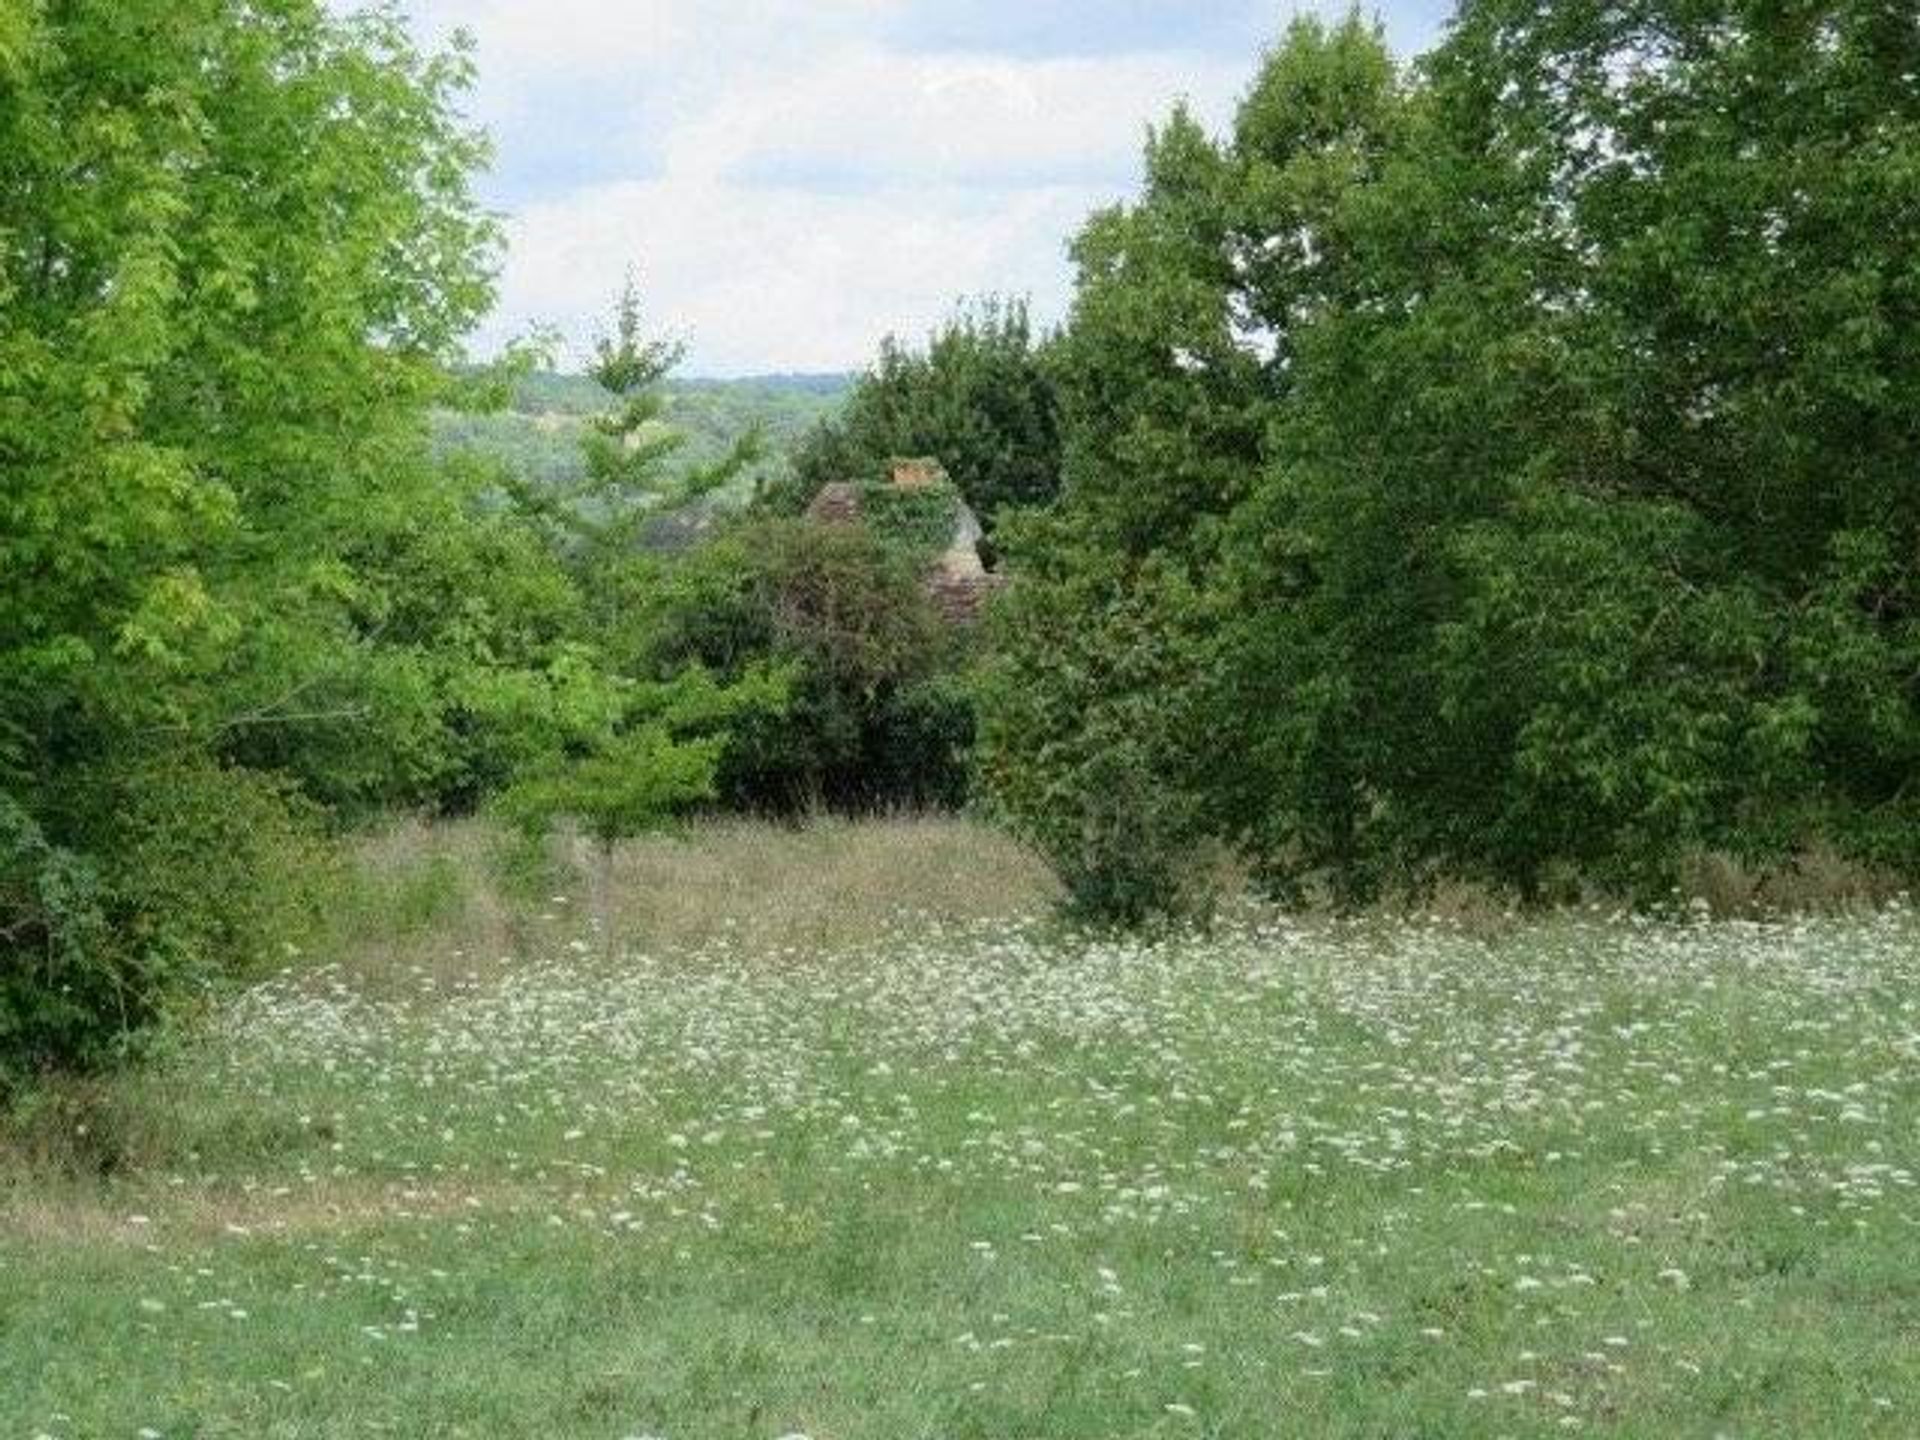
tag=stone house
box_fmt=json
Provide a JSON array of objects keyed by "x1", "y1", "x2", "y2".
[{"x1": 805, "y1": 458, "x2": 1004, "y2": 623}]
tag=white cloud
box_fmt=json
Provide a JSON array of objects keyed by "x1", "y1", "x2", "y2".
[
  {"x1": 412, "y1": 0, "x2": 894, "y2": 78},
  {"x1": 673, "y1": 48, "x2": 1245, "y2": 189},
  {"x1": 494, "y1": 175, "x2": 1105, "y2": 374},
  {"x1": 395, "y1": 1, "x2": 1436, "y2": 373}
]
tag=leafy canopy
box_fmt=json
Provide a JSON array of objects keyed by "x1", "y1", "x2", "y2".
[
  {"x1": 982, "y1": 4, "x2": 1920, "y2": 916},
  {"x1": 0, "y1": 0, "x2": 502, "y2": 1076}
]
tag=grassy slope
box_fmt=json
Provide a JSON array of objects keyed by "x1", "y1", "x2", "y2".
[{"x1": 2, "y1": 821, "x2": 1917, "y2": 1438}]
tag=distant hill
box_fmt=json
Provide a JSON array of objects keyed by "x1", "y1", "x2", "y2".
[
  {"x1": 433, "y1": 371, "x2": 854, "y2": 527},
  {"x1": 673, "y1": 372, "x2": 857, "y2": 398},
  {"x1": 653, "y1": 374, "x2": 855, "y2": 472},
  {"x1": 505, "y1": 370, "x2": 855, "y2": 418}
]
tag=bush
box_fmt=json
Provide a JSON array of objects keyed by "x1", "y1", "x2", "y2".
[
  {"x1": 105, "y1": 761, "x2": 334, "y2": 976},
  {"x1": 634, "y1": 519, "x2": 976, "y2": 813},
  {"x1": 1, "y1": 796, "x2": 124, "y2": 1088},
  {"x1": 978, "y1": 544, "x2": 1223, "y2": 925},
  {"x1": 1, "y1": 766, "x2": 331, "y2": 1091}
]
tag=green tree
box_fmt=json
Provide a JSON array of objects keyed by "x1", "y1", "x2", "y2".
[
  {"x1": 775, "y1": 297, "x2": 1061, "y2": 530},
  {"x1": 498, "y1": 277, "x2": 762, "y2": 561},
  {"x1": 979, "y1": 529, "x2": 1226, "y2": 923},
  {"x1": 1, "y1": 0, "x2": 496, "y2": 1076},
  {"x1": 1233, "y1": 0, "x2": 1920, "y2": 893},
  {"x1": 984, "y1": 3, "x2": 1920, "y2": 916},
  {"x1": 980, "y1": 14, "x2": 1405, "y2": 912},
  {"x1": 487, "y1": 282, "x2": 790, "y2": 852}
]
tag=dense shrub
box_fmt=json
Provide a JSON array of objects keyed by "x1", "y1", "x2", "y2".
[
  {"x1": 1, "y1": 766, "x2": 328, "y2": 1090},
  {"x1": 1, "y1": 797, "x2": 121, "y2": 1087},
  {"x1": 634, "y1": 519, "x2": 976, "y2": 813},
  {"x1": 104, "y1": 762, "x2": 333, "y2": 975},
  {"x1": 978, "y1": 539, "x2": 1223, "y2": 923}
]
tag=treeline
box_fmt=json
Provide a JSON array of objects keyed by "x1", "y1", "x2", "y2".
[
  {"x1": 5, "y1": 0, "x2": 1916, "y2": 1082},
  {"x1": 509, "y1": 369, "x2": 852, "y2": 418},
  {"x1": 979, "y1": 5, "x2": 1920, "y2": 918},
  {"x1": 0, "y1": 1, "x2": 1040, "y2": 1087}
]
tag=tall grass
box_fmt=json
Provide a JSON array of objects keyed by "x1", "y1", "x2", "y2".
[{"x1": 322, "y1": 812, "x2": 1063, "y2": 990}]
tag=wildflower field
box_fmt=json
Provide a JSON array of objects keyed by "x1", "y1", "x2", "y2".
[{"x1": 3, "y1": 833, "x2": 1918, "y2": 1437}]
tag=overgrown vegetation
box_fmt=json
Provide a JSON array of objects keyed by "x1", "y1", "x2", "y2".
[
  {"x1": 0, "y1": 5, "x2": 777, "y2": 1083},
  {"x1": 7, "y1": 5, "x2": 1920, "y2": 1428},
  {"x1": 629, "y1": 518, "x2": 977, "y2": 813},
  {"x1": 981, "y1": 7, "x2": 1920, "y2": 919},
  {"x1": 0, "y1": 0, "x2": 499, "y2": 1083},
  {"x1": 7, "y1": 0, "x2": 1918, "y2": 1079},
  {"x1": 857, "y1": 476, "x2": 967, "y2": 559}
]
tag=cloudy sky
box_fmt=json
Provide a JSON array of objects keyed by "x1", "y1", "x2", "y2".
[{"x1": 404, "y1": 2, "x2": 1450, "y2": 376}]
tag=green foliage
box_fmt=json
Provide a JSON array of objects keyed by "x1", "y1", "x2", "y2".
[
  {"x1": 0, "y1": 5, "x2": 824, "y2": 1081},
  {"x1": 498, "y1": 727, "x2": 720, "y2": 850},
  {"x1": 0, "y1": 0, "x2": 500, "y2": 1076},
  {"x1": 1048, "y1": 104, "x2": 1267, "y2": 563},
  {"x1": 0, "y1": 795, "x2": 120, "y2": 1088},
  {"x1": 468, "y1": 283, "x2": 795, "y2": 849},
  {"x1": 1, "y1": 766, "x2": 329, "y2": 1090},
  {"x1": 983, "y1": 5, "x2": 1920, "y2": 919},
  {"x1": 0, "y1": 0, "x2": 499, "y2": 797},
  {"x1": 1234, "y1": 0, "x2": 1920, "y2": 895},
  {"x1": 591, "y1": 276, "x2": 685, "y2": 399},
  {"x1": 978, "y1": 532, "x2": 1224, "y2": 924},
  {"x1": 494, "y1": 664, "x2": 788, "y2": 848},
  {"x1": 105, "y1": 761, "x2": 333, "y2": 981},
  {"x1": 632, "y1": 520, "x2": 974, "y2": 813},
  {"x1": 774, "y1": 298, "x2": 1061, "y2": 529},
  {"x1": 855, "y1": 478, "x2": 964, "y2": 558},
  {"x1": 488, "y1": 278, "x2": 756, "y2": 558}
]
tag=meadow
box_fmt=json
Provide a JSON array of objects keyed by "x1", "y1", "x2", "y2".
[{"x1": 3, "y1": 820, "x2": 1917, "y2": 1438}]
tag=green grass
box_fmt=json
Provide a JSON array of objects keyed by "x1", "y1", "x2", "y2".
[{"x1": 3, "y1": 828, "x2": 1917, "y2": 1437}]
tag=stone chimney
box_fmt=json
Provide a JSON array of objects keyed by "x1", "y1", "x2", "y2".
[{"x1": 889, "y1": 457, "x2": 945, "y2": 491}]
